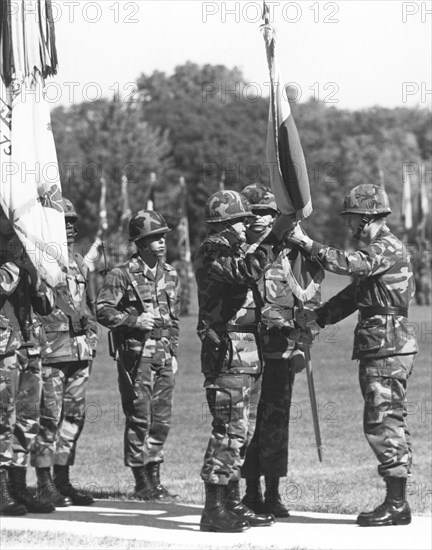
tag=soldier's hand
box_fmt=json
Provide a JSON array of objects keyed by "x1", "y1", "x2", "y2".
[
  {"x1": 289, "y1": 327, "x2": 313, "y2": 346},
  {"x1": 295, "y1": 307, "x2": 317, "y2": 328},
  {"x1": 171, "y1": 356, "x2": 178, "y2": 375},
  {"x1": 135, "y1": 312, "x2": 155, "y2": 331},
  {"x1": 289, "y1": 348, "x2": 306, "y2": 373}
]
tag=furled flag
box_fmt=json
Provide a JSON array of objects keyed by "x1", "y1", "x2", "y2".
[
  {"x1": 262, "y1": 6, "x2": 312, "y2": 219},
  {"x1": 0, "y1": 0, "x2": 67, "y2": 287},
  {"x1": 401, "y1": 167, "x2": 413, "y2": 232},
  {"x1": 418, "y1": 172, "x2": 429, "y2": 231},
  {"x1": 261, "y1": 3, "x2": 323, "y2": 302},
  {"x1": 119, "y1": 174, "x2": 132, "y2": 231}
]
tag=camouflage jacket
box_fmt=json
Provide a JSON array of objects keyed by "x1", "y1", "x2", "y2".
[
  {"x1": 310, "y1": 225, "x2": 418, "y2": 359},
  {"x1": 259, "y1": 243, "x2": 321, "y2": 359},
  {"x1": 38, "y1": 252, "x2": 98, "y2": 364},
  {"x1": 97, "y1": 254, "x2": 180, "y2": 365},
  {"x1": 1, "y1": 261, "x2": 54, "y2": 356},
  {"x1": 194, "y1": 228, "x2": 275, "y2": 376}
]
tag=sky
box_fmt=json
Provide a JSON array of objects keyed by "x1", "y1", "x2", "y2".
[{"x1": 47, "y1": 0, "x2": 431, "y2": 110}]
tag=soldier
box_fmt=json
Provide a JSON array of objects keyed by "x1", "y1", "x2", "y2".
[
  {"x1": 195, "y1": 190, "x2": 309, "y2": 533},
  {"x1": 240, "y1": 184, "x2": 317, "y2": 518},
  {"x1": 97, "y1": 210, "x2": 180, "y2": 501},
  {"x1": 31, "y1": 198, "x2": 98, "y2": 507},
  {"x1": 0, "y1": 209, "x2": 55, "y2": 515},
  {"x1": 286, "y1": 184, "x2": 418, "y2": 527}
]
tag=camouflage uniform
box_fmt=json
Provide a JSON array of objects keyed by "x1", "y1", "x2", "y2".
[
  {"x1": 31, "y1": 252, "x2": 98, "y2": 468},
  {"x1": 195, "y1": 226, "x2": 275, "y2": 485},
  {"x1": 0, "y1": 261, "x2": 54, "y2": 468},
  {"x1": 96, "y1": 254, "x2": 180, "y2": 467},
  {"x1": 307, "y1": 186, "x2": 418, "y2": 480}
]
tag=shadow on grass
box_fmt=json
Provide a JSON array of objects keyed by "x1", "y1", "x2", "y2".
[{"x1": 24, "y1": 500, "x2": 355, "y2": 530}]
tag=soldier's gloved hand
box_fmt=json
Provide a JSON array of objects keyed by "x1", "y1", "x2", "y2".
[
  {"x1": 285, "y1": 223, "x2": 313, "y2": 250},
  {"x1": 135, "y1": 311, "x2": 155, "y2": 331},
  {"x1": 171, "y1": 356, "x2": 178, "y2": 375},
  {"x1": 295, "y1": 307, "x2": 317, "y2": 329},
  {"x1": 288, "y1": 348, "x2": 306, "y2": 373},
  {"x1": 289, "y1": 327, "x2": 313, "y2": 346}
]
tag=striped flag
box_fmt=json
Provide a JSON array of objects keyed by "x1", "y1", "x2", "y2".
[
  {"x1": 0, "y1": 1, "x2": 66, "y2": 287},
  {"x1": 263, "y1": 13, "x2": 312, "y2": 219}
]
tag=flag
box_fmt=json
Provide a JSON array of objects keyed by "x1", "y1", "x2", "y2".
[
  {"x1": 120, "y1": 174, "x2": 131, "y2": 231},
  {"x1": 401, "y1": 168, "x2": 413, "y2": 232},
  {"x1": 262, "y1": 7, "x2": 312, "y2": 219},
  {"x1": 178, "y1": 177, "x2": 192, "y2": 263},
  {"x1": 418, "y1": 173, "x2": 429, "y2": 229},
  {"x1": 147, "y1": 172, "x2": 156, "y2": 210},
  {"x1": 0, "y1": 0, "x2": 66, "y2": 287},
  {"x1": 261, "y1": 4, "x2": 323, "y2": 301}
]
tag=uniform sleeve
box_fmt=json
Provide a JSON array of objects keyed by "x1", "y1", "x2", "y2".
[
  {"x1": 315, "y1": 282, "x2": 358, "y2": 327},
  {"x1": 201, "y1": 241, "x2": 273, "y2": 285},
  {"x1": 0, "y1": 262, "x2": 21, "y2": 295},
  {"x1": 30, "y1": 280, "x2": 55, "y2": 316},
  {"x1": 96, "y1": 268, "x2": 139, "y2": 330},
  {"x1": 310, "y1": 239, "x2": 395, "y2": 278},
  {"x1": 169, "y1": 273, "x2": 181, "y2": 357}
]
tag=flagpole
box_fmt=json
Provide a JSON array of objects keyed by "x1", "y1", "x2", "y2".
[{"x1": 297, "y1": 300, "x2": 323, "y2": 462}]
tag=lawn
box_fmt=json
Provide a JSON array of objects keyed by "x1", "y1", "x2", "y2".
[{"x1": 32, "y1": 273, "x2": 432, "y2": 516}]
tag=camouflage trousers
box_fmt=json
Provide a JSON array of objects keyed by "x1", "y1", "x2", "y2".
[
  {"x1": 201, "y1": 373, "x2": 262, "y2": 485},
  {"x1": 0, "y1": 349, "x2": 42, "y2": 468},
  {"x1": 359, "y1": 355, "x2": 415, "y2": 479},
  {"x1": 242, "y1": 358, "x2": 295, "y2": 478},
  {"x1": 31, "y1": 361, "x2": 91, "y2": 467},
  {"x1": 119, "y1": 355, "x2": 175, "y2": 467}
]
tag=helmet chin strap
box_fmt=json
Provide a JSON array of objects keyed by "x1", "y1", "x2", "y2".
[{"x1": 354, "y1": 214, "x2": 373, "y2": 240}]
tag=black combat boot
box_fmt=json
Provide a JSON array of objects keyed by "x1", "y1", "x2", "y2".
[
  {"x1": 146, "y1": 462, "x2": 178, "y2": 499},
  {"x1": 0, "y1": 468, "x2": 27, "y2": 516},
  {"x1": 356, "y1": 477, "x2": 411, "y2": 527},
  {"x1": 36, "y1": 467, "x2": 72, "y2": 507},
  {"x1": 131, "y1": 466, "x2": 158, "y2": 500},
  {"x1": 9, "y1": 467, "x2": 55, "y2": 513},
  {"x1": 241, "y1": 477, "x2": 266, "y2": 514},
  {"x1": 226, "y1": 480, "x2": 275, "y2": 527},
  {"x1": 264, "y1": 476, "x2": 290, "y2": 518},
  {"x1": 200, "y1": 483, "x2": 250, "y2": 532},
  {"x1": 54, "y1": 465, "x2": 95, "y2": 506}
]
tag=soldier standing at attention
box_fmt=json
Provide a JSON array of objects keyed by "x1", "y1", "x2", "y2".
[
  {"x1": 195, "y1": 190, "x2": 281, "y2": 533},
  {"x1": 97, "y1": 211, "x2": 180, "y2": 501},
  {"x1": 32, "y1": 199, "x2": 98, "y2": 507},
  {"x1": 0, "y1": 209, "x2": 55, "y2": 515},
  {"x1": 240, "y1": 184, "x2": 317, "y2": 518},
  {"x1": 287, "y1": 184, "x2": 418, "y2": 527}
]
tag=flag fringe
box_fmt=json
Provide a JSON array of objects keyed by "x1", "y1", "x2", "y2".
[
  {"x1": 0, "y1": 0, "x2": 58, "y2": 86},
  {"x1": 281, "y1": 255, "x2": 325, "y2": 302}
]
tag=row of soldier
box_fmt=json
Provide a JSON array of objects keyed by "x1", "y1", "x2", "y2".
[{"x1": 0, "y1": 183, "x2": 418, "y2": 534}]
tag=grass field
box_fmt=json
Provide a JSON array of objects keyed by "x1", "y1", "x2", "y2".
[{"x1": 27, "y1": 273, "x2": 432, "y2": 516}]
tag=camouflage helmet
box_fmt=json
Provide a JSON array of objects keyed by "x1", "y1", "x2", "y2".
[
  {"x1": 129, "y1": 210, "x2": 170, "y2": 241},
  {"x1": 340, "y1": 184, "x2": 391, "y2": 216},
  {"x1": 241, "y1": 184, "x2": 278, "y2": 212},
  {"x1": 61, "y1": 198, "x2": 78, "y2": 220},
  {"x1": 205, "y1": 190, "x2": 254, "y2": 223}
]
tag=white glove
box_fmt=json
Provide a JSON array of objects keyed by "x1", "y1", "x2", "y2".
[
  {"x1": 135, "y1": 312, "x2": 154, "y2": 331},
  {"x1": 171, "y1": 356, "x2": 178, "y2": 375}
]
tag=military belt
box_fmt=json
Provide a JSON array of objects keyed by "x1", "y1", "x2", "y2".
[
  {"x1": 211, "y1": 323, "x2": 259, "y2": 334},
  {"x1": 145, "y1": 328, "x2": 171, "y2": 340},
  {"x1": 360, "y1": 306, "x2": 408, "y2": 318}
]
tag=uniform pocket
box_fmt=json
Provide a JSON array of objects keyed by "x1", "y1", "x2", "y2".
[
  {"x1": 355, "y1": 319, "x2": 386, "y2": 352},
  {"x1": 0, "y1": 326, "x2": 13, "y2": 355},
  {"x1": 227, "y1": 333, "x2": 260, "y2": 371}
]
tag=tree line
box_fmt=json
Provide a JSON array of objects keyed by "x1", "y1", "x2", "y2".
[{"x1": 52, "y1": 62, "x2": 431, "y2": 260}]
